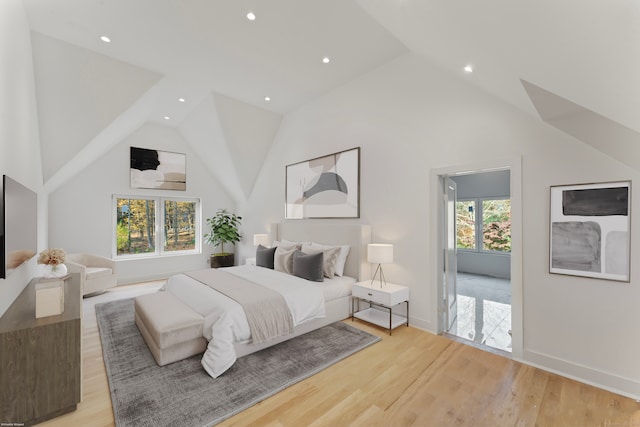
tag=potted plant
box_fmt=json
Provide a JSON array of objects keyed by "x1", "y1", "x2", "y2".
[{"x1": 204, "y1": 208, "x2": 242, "y2": 268}]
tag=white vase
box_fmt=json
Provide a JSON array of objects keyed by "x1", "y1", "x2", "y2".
[{"x1": 44, "y1": 263, "x2": 67, "y2": 278}]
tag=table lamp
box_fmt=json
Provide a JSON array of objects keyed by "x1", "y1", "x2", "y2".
[
  {"x1": 253, "y1": 234, "x2": 270, "y2": 247},
  {"x1": 368, "y1": 243, "x2": 393, "y2": 287}
]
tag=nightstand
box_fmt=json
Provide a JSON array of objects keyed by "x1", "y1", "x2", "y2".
[
  {"x1": 351, "y1": 281, "x2": 409, "y2": 335},
  {"x1": 246, "y1": 257, "x2": 256, "y2": 266}
]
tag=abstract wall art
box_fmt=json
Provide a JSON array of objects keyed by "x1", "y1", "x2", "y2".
[
  {"x1": 285, "y1": 147, "x2": 360, "y2": 219},
  {"x1": 130, "y1": 147, "x2": 186, "y2": 190},
  {"x1": 549, "y1": 181, "x2": 631, "y2": 282}
]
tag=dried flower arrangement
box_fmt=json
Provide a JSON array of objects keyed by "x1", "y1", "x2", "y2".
[{"x1": 37, "y1": 248, "x2": 66, "y2": 266}]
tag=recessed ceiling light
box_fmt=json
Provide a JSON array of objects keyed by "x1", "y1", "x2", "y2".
[
  {"x1": 100, "y1": 35, "x2": 111, "y2": 43},
  {"x1": 246, "y1": 12, "x2": 256, "y2": 21},
  {"x1": 464, "y1": 65, "x2": 473, "y2": 73},
  {"x1": 164, "y1": 116, "x2": 170, "y2": 120},
  {"x1": 264, "y1": 96, "x2": 271, "y2": 102},
  {"x1": 322, "y1": 57, "x2": 330, "y2": 64},
  {"x1": 178, "y1": 98, "x2": 185, "y2": 103}
]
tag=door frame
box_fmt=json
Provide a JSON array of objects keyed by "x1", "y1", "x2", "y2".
[
  {"x1": 430, "y1": 156, "x2": 523, "y2": 359},
  {"x1": 443, "y1": 176, "x2": 458, "y2": 333}
]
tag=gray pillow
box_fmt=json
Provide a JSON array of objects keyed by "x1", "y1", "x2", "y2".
[
  {"x1": 256, "y1": 245, "x2": 276, "y2": 269},
  {"x1": 304, "y1": 247, "x2": 341, "y2": 278},
  {"x1": 292, "y1": 250, "x2": 324, "y2": 282}
]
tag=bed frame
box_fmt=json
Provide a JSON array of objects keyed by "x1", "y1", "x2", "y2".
[{"x1": 233, "y1": 222, "x2": 371, "y2": 358}]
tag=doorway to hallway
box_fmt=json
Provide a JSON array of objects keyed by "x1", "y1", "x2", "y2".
[{"x1": 440, "y1": 168, "x2": 513, "y2": 354}]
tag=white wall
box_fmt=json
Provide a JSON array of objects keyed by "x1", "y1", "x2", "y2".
[
  {"x1": 238, "y1": 53, "x2": 640, "y2": 398},
  {"x1": 0, "y1": 0, "x2": 45, "y2": 317},
  {"x1": 48, "y1": 123, "x2": 235, "y2": 284}
]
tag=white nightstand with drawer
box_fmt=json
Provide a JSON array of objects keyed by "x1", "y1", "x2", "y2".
[{"x1": 352, "y1": 281, "x2": 409, "y2": 335}]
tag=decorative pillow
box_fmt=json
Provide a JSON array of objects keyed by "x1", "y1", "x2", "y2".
[
  {"x1": 274, "y1": 246, "x2": 298, "y2": 274},
  {"x1": 334, "y1": 245, "x2": 351, "y2": 276},
  {"x1": 272, "y1": 241, "x2": 302, "y2": 251},
  {"x1": 292, "y1": 250, "x2": 324, "y2": 282},
  {"x1": 305, "y1": 243, "x2": 350, "y2": 277},
  {"x1": 302, "y1": 244, "x2": 342, "y2": 278},
  {"x1": 256, "y1": 245, "x2": 277, "y2": 269},
  {"x1": 282, "y1": 239, "x2": 309, "y2": 246}
]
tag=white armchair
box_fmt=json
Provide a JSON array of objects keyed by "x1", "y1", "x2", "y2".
[{"x1": 66, "y1": 253, "x2": 117, "y2": 296}]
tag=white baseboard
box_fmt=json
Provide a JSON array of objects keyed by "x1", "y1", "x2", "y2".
[
  {"x1": 519, "y1": 349, "x2": 640, "y2": 401},
  {"x1": 408, "y1": 316, "x2": 434, "y2": 334}
]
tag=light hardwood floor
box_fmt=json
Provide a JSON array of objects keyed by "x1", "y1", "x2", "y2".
[{"x1": 39, "y1": 282, "x2": 639, "y2": 427}]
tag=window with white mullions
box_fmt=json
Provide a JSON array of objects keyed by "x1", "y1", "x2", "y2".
[
  {"x1": 481, "y1": 199, "x2": 511, "y2": 252},
  {"x1": 163, "y1": 199, "x2": 197, "y2": 252},
  {"x1": 114, "y1": 196, "x2": 200, "y2": 258},
  {"x1": 456, "y1": 198, "x2": 511, "y2": 253},
  {"x1": 456, "y1": 200, "x2": 476, "y2": 250}
]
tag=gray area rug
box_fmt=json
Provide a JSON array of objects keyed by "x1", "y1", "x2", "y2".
[{"x1": 95, "y1": 298, "x2": 380, "y2": 427}]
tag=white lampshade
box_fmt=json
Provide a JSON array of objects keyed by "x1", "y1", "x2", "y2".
[
  {"x1": 367, "y1": 243, "x2": 393, "y2": 264},
  {"x1": 253, "y1": 233, "x2": 270, "y2": 247}
]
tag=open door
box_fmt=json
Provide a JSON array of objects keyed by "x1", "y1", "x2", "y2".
[{"x1": 443, "y1": 176, "x2": 458, "y2": 333}]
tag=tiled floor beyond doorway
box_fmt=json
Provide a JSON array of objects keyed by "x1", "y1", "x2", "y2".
[{"x1": 455, "y1": 272, "x2": 512, "y2": 352}]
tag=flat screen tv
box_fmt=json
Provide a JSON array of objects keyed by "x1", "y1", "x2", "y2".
[{"x1": 1, "y1": 175, "x2": 37, "y2": 279}]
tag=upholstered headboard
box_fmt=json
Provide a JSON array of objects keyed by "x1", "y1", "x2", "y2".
[{"x1": 269, "y1": 222, "x2": 371, "y2": 281}]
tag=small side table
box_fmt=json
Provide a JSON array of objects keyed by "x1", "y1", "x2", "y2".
[{"x1": 352, "y1": 281, "x2": 409, "y2": 335}]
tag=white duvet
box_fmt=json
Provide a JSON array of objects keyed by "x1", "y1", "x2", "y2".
[{"x1": 163, "y1": 265, "x2": 327, "y2": 378}]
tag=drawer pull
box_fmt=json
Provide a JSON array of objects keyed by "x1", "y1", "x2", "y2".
[{"x1": 367, "y1": 293, "x2": 373, "y2": 296}]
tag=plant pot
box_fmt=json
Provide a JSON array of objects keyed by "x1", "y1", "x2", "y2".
[{"x1": 210, "y1": 253, "x2": 234, "y2": 269}]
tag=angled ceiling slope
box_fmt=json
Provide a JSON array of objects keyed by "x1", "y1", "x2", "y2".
[
  {"x1": 31, "y1": 31, "x2": 162, "y2": 182},
  {"x1": 179, "y1": 94, "x2": 241, "y2": 204},
  {"x1": 522, "y1": 79, "x2": 640, "y2": 171},
  {"x1": 213, "y1": 93, "x2": 282, "y2": 199},
  {"x1": 179, "y1": 93, "x2": 282, "y2": 204},
  {"x1": 357, "y1": 0, "x2": 640, "y2": 135},
  {"x1": 24, "y1": 0, "x2": 408, "y2": 115}
]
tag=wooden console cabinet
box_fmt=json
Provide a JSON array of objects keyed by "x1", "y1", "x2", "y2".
[{"x1": 0, "y1": 273, "x2": 81, "y2": 426}]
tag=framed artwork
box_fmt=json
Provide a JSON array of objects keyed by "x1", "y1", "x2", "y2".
[
  {"x1": 285, "y1": 147, "x2": 360, "y2": 219},
  {"x1": 549, "y1": 181, "x2": 631, "y2": 282},
  {"x1": 130, "y1": 147, "x2": 186, "y2": 190}
]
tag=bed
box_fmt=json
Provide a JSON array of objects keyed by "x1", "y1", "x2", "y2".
[{"x1": 163, "y1": 222, "x2": 371, "y2": 378}]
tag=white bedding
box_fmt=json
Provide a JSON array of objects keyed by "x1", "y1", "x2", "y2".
[{"x1": 163, "y1": 265, "x2": 355, "y2": 377}]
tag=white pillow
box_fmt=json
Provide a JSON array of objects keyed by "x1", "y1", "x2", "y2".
[
  {"x1": 272, "y1": 240, "x2": 302, "y2": 250},
  {"x1": 304, "y1": 243, "x2": 351, "y2": 277},
  {"x1": 283, "y1": 239, "x2": 309, "y2": 246}
]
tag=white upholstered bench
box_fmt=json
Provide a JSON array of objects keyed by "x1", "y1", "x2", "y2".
[{"x1": 134, "y1": 291, "x2": 207, "y2": 366}]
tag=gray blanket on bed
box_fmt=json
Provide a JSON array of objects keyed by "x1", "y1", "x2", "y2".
[{"x1": 185, "y1": 269, "x2": 294, "y2": 344}]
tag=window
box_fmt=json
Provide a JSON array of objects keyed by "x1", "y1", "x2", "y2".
[
  {"x1": 456, "y1": 200, "x2": 476, "y2": 250},
  {"x1": 115, "y1": 196, "x2": 200, "y2": 258},
  {"x1": 163, "y1": 200, "x2": 197, "y2": 252},
  {"x1": 481, "y1": 199, "x2": 511, "y2": 252},
  {"x1": 456, "y1": 198, "x2": 511, "y2": 253}
]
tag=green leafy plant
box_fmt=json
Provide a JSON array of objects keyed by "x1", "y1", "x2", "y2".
[
  {"x1": 204, "y1": 209, "x2": 242, "y2": 255},
  {"x1": 116, "y1": 222, "x2": 129, "y2": 253},
  {"x1": 483, "y1": 221, "x2": 511, "y2": 251}
]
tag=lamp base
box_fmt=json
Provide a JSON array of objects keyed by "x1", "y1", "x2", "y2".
[{"x1": 370, "y1": 264, "x2": 387, "y2": 288}]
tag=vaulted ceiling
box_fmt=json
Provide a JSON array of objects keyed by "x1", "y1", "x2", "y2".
[{"x1": 22, "y1": 0, "x2": 640, "y2": 199}]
